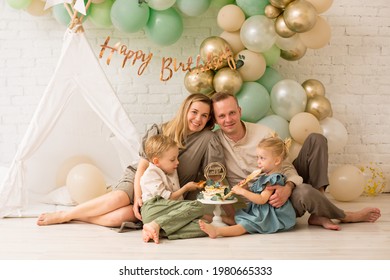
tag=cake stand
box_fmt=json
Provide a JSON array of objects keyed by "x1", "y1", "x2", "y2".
[{"x1": 198, "y1": 198, "x2": 237, "y2": 227}]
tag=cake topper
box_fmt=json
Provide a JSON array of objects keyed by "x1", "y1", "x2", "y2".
[{"x1": 204, "y1": 162, "x2": 226, "y2": 184}]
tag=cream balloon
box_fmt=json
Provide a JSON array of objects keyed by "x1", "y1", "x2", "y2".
[
  {"x1": 320, "y1": 117, "x2": 348, "y2": 153},
  {"x1": 213, "y1": 67, "x2": 243, "y2": 95},
  {"x1": 306, "y1": 0, "x2": 333, "y2": 14},
  {"x1": 288, "y1": 140, "x2": 302, "y2": 162},
  {"x1": 283, "y1": 0, "x2": 318, "y2": 33},
  {"x1": 329, "y1": 165, "x2": 365, "y2": 202},
  {"x1": 56, "y1": 155, "x2": 95, "y2": 187},
  {"x1": 300, "y1": 16, "x2": 331, "y2": 49},
  {"x1": 219, "y1": 31, "x2": 245, "y2": 55},
  {"x1": 184, "y1": 68, "x2": 215, "y2": 95},
  {"x1": 235, "y1": 49, "x2": 266, "y2": 82},
  {"x1": 66, "y1": 163, "x2": 107, "y2": 204},
  {"x1": 305, "y1": 95, "x2": 332, "y2": 120},
  {"x1": 217, "y1": 4, "x2": 246, "y2": 32},
  {"x1": 27, "y1": 0, "x2": 48, "y2": 16},
  {"x1": 289, "y1": 112, "x2": 322, "y2": 144}
]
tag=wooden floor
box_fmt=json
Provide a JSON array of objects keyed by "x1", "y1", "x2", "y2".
[{"x1": 0, "y1": 194, "x2": 389, "y2": 260}]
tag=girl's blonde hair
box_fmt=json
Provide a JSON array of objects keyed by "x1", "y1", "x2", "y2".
[
  {"x1": 144, "y1": 135, "x2": 178, "y2": 162},
  {"x1": 257, "y1": 132, "x2": 291, "y2": 161},
  {"x1": 162, "y1": 93, "x2": 214, "y2": 149}
]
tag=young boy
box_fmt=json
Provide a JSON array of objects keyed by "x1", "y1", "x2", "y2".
[{"x1": 140, "y1": 134, "x2": 207, "y2": 243}]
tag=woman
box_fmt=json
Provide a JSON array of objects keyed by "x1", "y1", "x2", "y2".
[{"x1": 37, "y1": 93, "x2": 224, "y2": 227}]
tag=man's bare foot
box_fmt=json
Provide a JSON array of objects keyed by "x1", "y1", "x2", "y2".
[
  {"x1": 198, "y1": 220, "x2": 218, "y2": 238},
  {"x1": 37, "y1": 212, "x2": 69, "y2": 226},
  {"x1": 340, "y1": 207, "x2": 381, "y2": 223},
  {"x1": 142, "y1": 221, "x2": 160, "y2": 244},
  {"x1": 308, "y1": 214, "x2": 341, "y2": 231}
]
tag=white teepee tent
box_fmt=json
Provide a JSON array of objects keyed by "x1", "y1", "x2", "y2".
[{"x1": 0, "y1": 11, "x2": 140, "y2": 217}]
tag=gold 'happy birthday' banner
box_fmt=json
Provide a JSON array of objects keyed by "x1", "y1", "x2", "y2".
[{"x1": 99, "y1": 36, "x2": 236, "y2": 82}]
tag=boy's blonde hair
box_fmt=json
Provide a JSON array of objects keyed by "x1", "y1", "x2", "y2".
[
  {"x1": 257, "y1": 132, "x2": 291, "y2": 161},
  {"x1": 144, "y1": 135, "x2": 178, "y2": 162}
]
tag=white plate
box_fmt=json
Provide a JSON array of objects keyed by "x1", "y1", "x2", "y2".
[{"x1": 197, "y1": 198, "x2": 237, "y2": 205}]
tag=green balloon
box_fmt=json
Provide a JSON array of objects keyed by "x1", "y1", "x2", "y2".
[
  {"x1": 257, "y1": 114, "x2": 291, "y2": 140},
  {"x1": 256, "y1": 67, "x2": 283, "y2": 93},
  {"x1": 236, "y1": 0, "x2": 269, "y2": 17},
  {"x1": 262, "y1": 45, "x2": 281, "y2": 66},
  {"x1": 111, "y1": 0, "x2": 150, "y2": 33},
  {"x1": 89, "y1": 0, "x2": 114, "y2": 28},
  {"x1": 6, "y1": 0, "x2": 32, "y2": 10},
  {"x1": 236, "y1": 82, "x2": 270, "y2": 123},
  {"x1": 176, "y1": 0, "x2": 211, "y2": 17},
  {"x1": 145, "y1": 8, "x2": 183, "y2": 46}
]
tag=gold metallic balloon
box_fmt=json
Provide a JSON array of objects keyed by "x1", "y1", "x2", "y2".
[
  {"x1": 275, "y1": 14, "x2": 296, "y2": 38},
  {"x1": 270, "y1": 0, "x2": 294, "y2": 9},
  {"x1": 264, "y1": 4, "x2": 283, "y2": 19},
  {"x1": 184, "y1": 68, "x2": 215, "y2": 95},
  {"x1": 302, "y1": 79, "x2": 325, "y2": 98},
  {"x1": 280, "y1": 43, "x2": 307, "y2": 61},
  {"x1": 200, "y1": 36, "x2": 233, "y2": 71},
  {"x1": 213, "y1": 67, "x2": 243, "y2": 95},
  {"x1": 283, "y1": 0, "x2": 318, "y2": 33},
  {"x1": 305, "y1": 95, "x2": 332, "y2": 120}
]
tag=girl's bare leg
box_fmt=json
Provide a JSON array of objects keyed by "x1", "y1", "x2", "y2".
[
  {"x1": 37, "y1": 190, "x2": 136, "y2": 227},
  {"x1": 198, "y1": 220, "x2": 247, "y2": 238}
]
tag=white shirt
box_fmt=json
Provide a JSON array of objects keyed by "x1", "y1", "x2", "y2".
[{"x1": 140, "y1": 163, "x2": 182, "y2": 202}]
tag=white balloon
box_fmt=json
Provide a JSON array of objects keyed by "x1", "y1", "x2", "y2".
[
  {"x1": 320, "y1": 117, "x2": 348, "y2": 153},
  {"x1": 270, "y1": 79, "x2": 307, "y2": 121},
  {"x1": 240, "y1": 15, "x2": 277, "y2": 53}
]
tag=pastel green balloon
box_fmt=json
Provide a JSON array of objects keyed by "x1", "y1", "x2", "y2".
[
  {"x1": 236, "y1": 82, "x2": 270, "y2": 123},
  {"x1": 89, "y1": 0, "x2": 114, "y2": 28},
  {"x1": 176, "y1": 0, "x2": 211, "y2": 17},
  {"x1": 256, "y1": 66, "x2": 283, "y2": 93},
  {"x1": 6, "y1": 0, "x2": 32, "y2": 10},
  {"x1": 145, "y1": 8, "x2": 183, "y2": 46},
  {"x1": 111, "y1": 0, "x2": 150, "y2": 33},
  {"x1": 262, "y1": 44, "x2": 281, "y2": 66},
  {"x1": 236, "y1": 0, "x2": 269, "y2": 17},
  {"x1": 257, "y1": 114, "x2": 291, "y2": 140}
]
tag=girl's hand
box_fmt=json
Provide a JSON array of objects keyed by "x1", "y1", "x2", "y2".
[{"x1": 232, "y1": 185, "x2": 245, "y2": 196}]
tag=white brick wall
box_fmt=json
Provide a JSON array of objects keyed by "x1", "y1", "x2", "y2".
[{"x1": 1, "y1": 1, "x2": 389, "y2": 192}]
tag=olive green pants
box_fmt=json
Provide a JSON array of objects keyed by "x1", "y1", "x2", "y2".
[{"x1": 141, "y1": 196, "x2": 207, "y2": 240}]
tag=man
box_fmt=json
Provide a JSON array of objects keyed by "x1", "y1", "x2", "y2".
[{"x1": 211, "y1": 92, "x2": 381, "y2": 230}]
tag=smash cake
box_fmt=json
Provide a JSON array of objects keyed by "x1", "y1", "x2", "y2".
[{"x1": 197, "y1": 162, "x2": 234, "y2": 201}]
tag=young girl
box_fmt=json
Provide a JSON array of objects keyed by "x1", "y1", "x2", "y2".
[
  {"x1": 199, "y1": 133, "x2": 299, "y2": 238},
  {"x1": 140, "y1": 134, "x2": 207, "y2": 244},
  {"x1": 37, "y1": 93, "x2": 225, "y2": 227}
]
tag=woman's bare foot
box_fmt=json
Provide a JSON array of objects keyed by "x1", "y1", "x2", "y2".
[
  {"x1": 142, "y1": 221, "x2": 160, "y2": 244},
  {"x1": 308, "y1": 214, "x2": 341, "y2": 231},
  {"x1": 37, "y1": 211, "x2": 69, "y2": 226},
  {"x1": 340, "y1": 207, "x2": 381, "y2": 223},
  {"x1": 198, "y1": 220, "x2": 218, "y2": 238}
]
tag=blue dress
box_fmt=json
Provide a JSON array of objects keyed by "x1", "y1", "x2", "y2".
[{"x1": 235, "y1": 173, "x2": 296, "y2": 234}]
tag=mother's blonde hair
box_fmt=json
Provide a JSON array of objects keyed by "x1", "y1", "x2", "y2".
[{"x1": 162, "y1": 93, "x2": 214, "y2": 149}]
